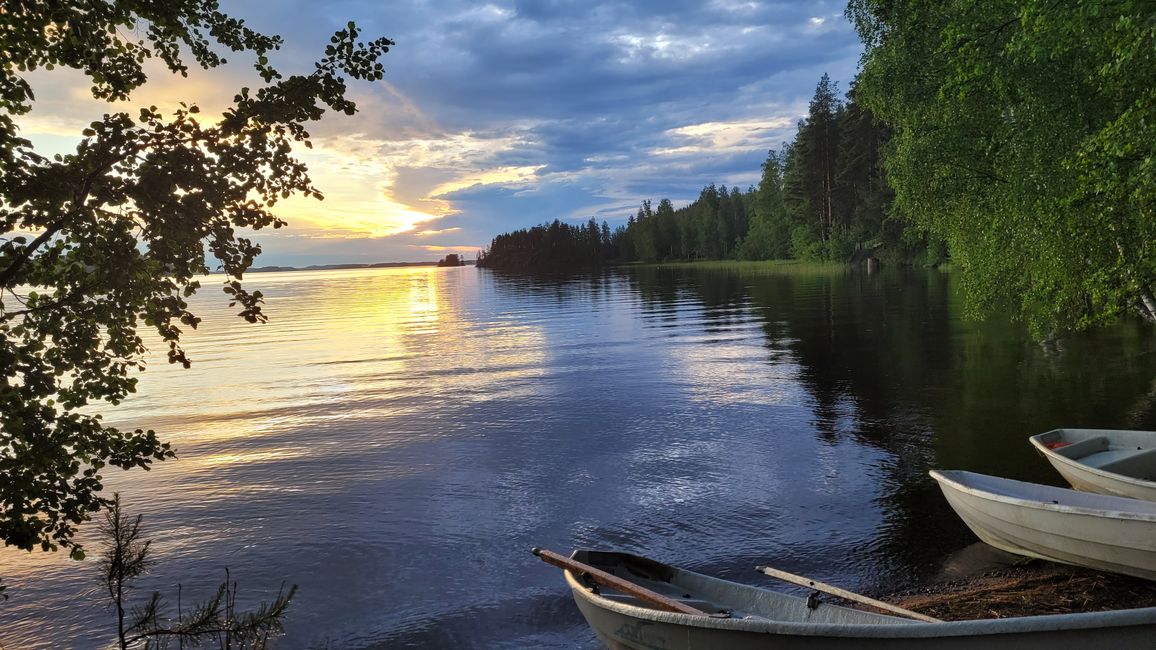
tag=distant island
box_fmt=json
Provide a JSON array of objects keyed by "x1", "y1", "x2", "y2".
[
  {"x1": 248, "y1": 259, "x2": 474, "y2": 273},
  {"x1": 436, "y1": 253, "x2": 466, "y2": 267}
]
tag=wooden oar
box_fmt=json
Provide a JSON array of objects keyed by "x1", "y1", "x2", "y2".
[
  {"x1": 756, "y1": 565, "x2": 941, "y2": 623},
  {"x1": 532, "y1": 548, "x2": 711, "y2": 616}
]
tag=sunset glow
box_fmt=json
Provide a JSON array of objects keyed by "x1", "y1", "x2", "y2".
[{"x1": 19, "y1": 0, "x2": 860, "y2": 266}]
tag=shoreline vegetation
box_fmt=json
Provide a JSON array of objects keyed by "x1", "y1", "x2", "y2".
[
  {"x1": 247, "y1": 257, "x2": 902, "y2": 276},
  {"x1": 639, "y1": 259, "x2": 865, "y2": 273},
  {"x1": 246, "y1": 259, "x2": 475, "y2": 273}
]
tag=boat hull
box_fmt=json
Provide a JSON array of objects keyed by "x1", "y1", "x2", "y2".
[
  {"x1": 930, "y1": 470, "x2": 1156, "y2": 581},
  {"x1": 561, "y1": 549, "x2": 1156, "y2": 649},
  {"x1": 571, "y1": 593, "x2": 1156, "y2": 649},
  {"x1": 1030, "y1": 429, "x2": 1156, "y2": 501}
]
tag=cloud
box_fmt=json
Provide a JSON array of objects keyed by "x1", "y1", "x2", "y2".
[
  {"x1": 412, "y1": 228, "x2": 462, "y2": 237},
  {"x1": 653, "y1": 117, "x2": 798, "y2": 157},
  {"x1": 18, "y1": 0, "x2": 864, "y2": 265}
]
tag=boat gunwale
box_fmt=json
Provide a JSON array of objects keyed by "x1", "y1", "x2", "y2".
[
  {"x1": 1030, "y1": 429, "x2": 1156, "y2": 492},
  {"x1": 562, "y1": 560, "x2": 1156, "y2": 639},
  {"x1": 930, "y1": 470, "x2": 1156, "y2": 523}
]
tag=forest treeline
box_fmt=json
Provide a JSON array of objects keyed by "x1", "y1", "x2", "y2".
[{"x1": 477, "y1": 73, "x2": 937, "y2": 273}]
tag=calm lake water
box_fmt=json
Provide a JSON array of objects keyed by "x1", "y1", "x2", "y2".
[{"x1": 3, "y1": 264, "x2": 1156, "y2": 648}]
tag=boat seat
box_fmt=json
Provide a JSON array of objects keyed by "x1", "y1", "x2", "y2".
[
  {"x1": 1097, "y1": 448, "x2": 1156, "y2": 481},
  {"x1": 1051, "y1": 436, "x2": 1109, "y2": 460},
  {"x1": 598, "y1": 593, "x2": 732, "y2": 616}
]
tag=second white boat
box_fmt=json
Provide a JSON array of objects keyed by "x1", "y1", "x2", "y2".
[
  {"x1": 930, "y1": 470, "x2": 1156, "y2": 581},
  {"x1": 1029, "y1": 428, "x2": 1156, "y2": 501}
]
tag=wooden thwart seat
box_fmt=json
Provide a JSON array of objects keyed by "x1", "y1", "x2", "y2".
[
  {"x1": 1051, "y1": 436, "x2": 1109, "y2": 459},
  {"x1": 1098, "y1": 448, "x2": 1156, "y2": 481}
]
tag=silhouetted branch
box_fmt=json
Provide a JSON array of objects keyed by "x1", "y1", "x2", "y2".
[{"x1": 99, "y1": 496, "x2": 297, "y2": 649}]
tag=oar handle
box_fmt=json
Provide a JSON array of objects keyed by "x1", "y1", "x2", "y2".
[
  {"x1": 756, "y1": 565, "x2": 940, "y2": 623},
  {"x1": 533, "y1": 548, "x2": 710, "y2": 616}
]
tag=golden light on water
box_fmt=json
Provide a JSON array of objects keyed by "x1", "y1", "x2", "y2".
[{"x1": 107, "y1": 266, "x2": 550, "y2": 453}]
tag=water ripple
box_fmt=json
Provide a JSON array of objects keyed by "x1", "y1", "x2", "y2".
[{"x1": 5, "y1": 266, "x2": 1156, "y2": 648}]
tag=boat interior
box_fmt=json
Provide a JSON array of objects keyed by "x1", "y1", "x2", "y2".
[
  {"x1": 1048, "y1": 434, "x2": 1156, "y2": 480},
  {"x1": 569, "y1": 549, "x2": 911, "y2": 625}
]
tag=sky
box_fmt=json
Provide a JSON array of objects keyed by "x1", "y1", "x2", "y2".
[{"x1": 23, "y1": 0, "x2": 864, "y2": 267}]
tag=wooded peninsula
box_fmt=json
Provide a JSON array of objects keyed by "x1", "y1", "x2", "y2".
[{"x1": 477, "y1": 73, "x2": 898, "y2": 272}]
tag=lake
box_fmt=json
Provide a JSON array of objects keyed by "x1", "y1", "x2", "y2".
[{"x1": 3, "y1": 264, "x2": 1156, "y2": 648}]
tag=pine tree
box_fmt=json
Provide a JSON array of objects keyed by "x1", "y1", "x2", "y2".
[
  {"x1": 791, "y1": 74, "x2": 844, "y2": 244},
  {"x1": 739, "y1": 149, "x2": 792, "y2": 259}
]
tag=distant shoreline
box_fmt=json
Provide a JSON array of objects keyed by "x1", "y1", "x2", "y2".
[{"x1": 247, "y1": 260, "x2": 475, "y2": 273}]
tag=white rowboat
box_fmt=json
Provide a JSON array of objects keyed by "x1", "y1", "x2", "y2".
[
  {"x1": 1029, "y1": 428, "x2": 1156, "y2": 501},
  {"x1": 535, "y1": 547, "x2": 1156, "y2": 649},
  {"x1": 930, "y1": 469, "x2": 1156, "y2": 580}
]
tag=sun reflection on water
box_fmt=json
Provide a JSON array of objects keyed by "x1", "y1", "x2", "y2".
[{"x1": 0, "y1": 265, "x2": 559, "y2": 648}]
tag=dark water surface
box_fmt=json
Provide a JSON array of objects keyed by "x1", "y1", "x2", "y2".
[{"x1": 4, "y1": 264, "x2": 1156, "y2": 648}]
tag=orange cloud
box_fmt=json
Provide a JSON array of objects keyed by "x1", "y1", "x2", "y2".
[
  {"x1": 19, "y1": 60, "x2": 543, "y2": 246},
  {"x1": 416, "y1": 244, "x2": 479, "y2": 253},
  {"x1": 412, "y1": 228, "x2": 462, "y2": 236}
]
